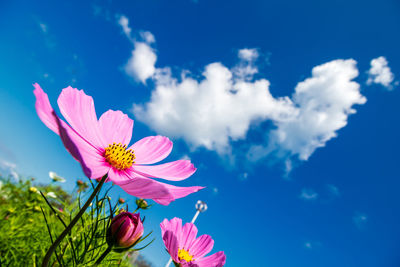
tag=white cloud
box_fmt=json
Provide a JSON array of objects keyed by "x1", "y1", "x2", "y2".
[
  {"x1": 133, "y1": 52, "x2": 295, "y2": 154},
  {"x1": 267, "y1": 59, "x2": 366, "y2": 161},
  {"x1": 367, "y1": 56, "x2": 395, "y2": 90},
  {"x1": 134, "y1": 57, "x2": 296, "y2": 154},
  {"x1": 118, "y1": 15, "x2": 132, "y2": 38},
  {"x1": 0, "y1": 159, "x2": 18, "y2": 180},
  {"x1": 233, "y1": 48, "x2": 259, "y2": 81},
  {"x1": 124, "y1": 42, "x2": 157, "y2": 83},
  {"x1": 118, "y1": 15, "x2": 157, "y2": 84},
  {"x1": 140, "y1": 31, "x2": 155, "y2": 44},
  {"x1": 121, "y1": 25, "x2": 368, "y2": 167},
  {"x1": 299, "y1": 188, "x2": 318, "y2": 201},
  {"x1": 238, "y1": 48, "x2": 259, "y2": 61},
  {"x1": 0, "y1": 160, "x2": 16, "y2": 170},
  {"x1": 133, "y1": 48, "x2": 365, "y2": 160},
  {"x1": 353, "y1": 212, "x2": 367, "y2": 230}
]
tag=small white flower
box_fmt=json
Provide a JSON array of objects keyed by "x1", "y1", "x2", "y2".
[
  {"x1": 46, "y1": 192, "x2": 57, "y2": 198},
  {"x1": 49, "y1": 171, "x2": 66, "y2": 183}
]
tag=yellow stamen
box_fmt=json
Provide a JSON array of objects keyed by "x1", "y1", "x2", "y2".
[
  {"x1": 178, "y1": 248, "x2": 194, "y2": 262},
  {"x1": 104, "y1": 142, "x2": 135, "y2": 170}
]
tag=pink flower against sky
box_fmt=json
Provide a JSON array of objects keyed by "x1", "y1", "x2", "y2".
[
  {"x1": 33, "y1": 84, "x2": 203, "y2": 205},
  {"x1": 161, "y1": 218, "x2": 226, "y2": 267}
]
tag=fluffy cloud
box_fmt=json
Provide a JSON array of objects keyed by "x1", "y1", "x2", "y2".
[
  {"x1": 124, "y1": 42, "x2": 157, "y2": 83},
  {"x1": 140, "y1": 31, "x2": 155, "y2": 44},
  {"x1": 269, "y1": 59, "x2": 366, "y2": 160},
  {"x1": 133, "y1": 52, "x2": 296, "y2": 154},
  {"x1": 118, "y1": 16, "x2": 157, "y2": 83},
  {"x1": 367, "y1": 56, "x2": 395, "y2": 90},
  {"x1": 118, "y1": 15, "x2": 132, "y2": 37},
  {"x1": 120, "y1": 21, "x2": 368, "y2": 166}
]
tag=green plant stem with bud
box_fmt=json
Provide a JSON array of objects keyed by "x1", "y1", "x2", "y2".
[{"x1": 42, "y1": 173, "x2": 108, "y2": 267}]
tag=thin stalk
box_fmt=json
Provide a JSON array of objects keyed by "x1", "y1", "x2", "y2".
[
  {"x1": 94, "y1": 245, "x2": 112, "y2": 265},
  {"x1": 42, "y1": 174, "x2": 108, "y2": 267}
]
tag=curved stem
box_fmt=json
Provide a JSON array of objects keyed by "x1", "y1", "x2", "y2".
[
  {"x1": 95, "y1": 245, "x2": 113, "y2": 265},
  {"x1": 42, "y1": 174, "x2": 108, "y2": 267}
]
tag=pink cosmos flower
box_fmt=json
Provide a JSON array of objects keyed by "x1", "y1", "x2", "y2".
[
  {"x1": 33, "y1": 83, "x2": 203, "y2": 205},
  {"x1": 160, "y1": 218, "x2": 226, "y2": 267}
]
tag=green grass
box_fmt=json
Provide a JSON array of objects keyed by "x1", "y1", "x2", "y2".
[{"x1": 0, "y1": 175, "x2": 152, "y2": 266}]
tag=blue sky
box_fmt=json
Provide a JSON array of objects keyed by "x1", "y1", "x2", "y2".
[{"x1": 1, "y1": 0, "x2": 400, "y2": 266}]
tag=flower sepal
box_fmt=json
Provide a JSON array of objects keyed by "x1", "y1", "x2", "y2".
[{"x1": 112, "y1": 230, "x2": 154, "y2": 253}]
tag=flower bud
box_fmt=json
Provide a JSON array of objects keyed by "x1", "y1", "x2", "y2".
[
  {"x1": 118, "y1": 198, "x2": 125, "y2": 204},
  {"x1": 107, "y1": 212, "x2": 144, "y2": 249},
  {"x1": 77, "y1": 180, "x2": 88, "y2": 192},
  {"x1": 135, "y1": 198, "x2": 149, "y2": 210}
]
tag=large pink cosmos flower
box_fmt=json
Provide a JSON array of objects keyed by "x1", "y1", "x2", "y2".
[
  {"x1": 161, "y1": 218, "x2": 226, "y2": 267},
  {"x1": 33, "y1": 83, "x2": 203, "y2": 205}
]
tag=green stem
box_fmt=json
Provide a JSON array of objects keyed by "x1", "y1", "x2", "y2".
[
  {"x1": 42, "y1": 174, "x2": 108, "y2": 267},
  {"x1": 95, "y1": 245, "x2": 113, "y2": 265}
]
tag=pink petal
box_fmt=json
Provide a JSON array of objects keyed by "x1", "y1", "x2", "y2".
[
  {"x1": 33, "y1": 84, "x2": 108, "y2": 179},
  {"x1": 107, "y1": 167, "x2": 141, "y2": 184},
  {"x1": 162, "y1": 230, "x2": 179, "y2": 261},
  {"x1": 131, "y1": 216, "x2": 144, "y2": 242},
  {"x1": 156, "y1": 183, "x2": 204, "y2": 205},
  {"x1": 57, "y1": 118, "x2": 109, "y2": 179},
  {"x1": 180, "y1": 223, "x2": 198, "y2": 251},
  {"x1": 132, "y1": 160, "x2": 196, "y2": 181},
  {"x1": 160, "y1": 217, "x2": 183, "y2": 244},
  {"x1": 190, "y1": 235, "x2": 214, "y2": 259},
  {"x1": 129, "y1": 136, "x2": 173, "y2": 164},
  {"x1": 196, "y1": 251, "x2": 226, "y2": 267},
  {"x1": 98, "y1": 110, "x2": 133, "y2": 146},
  {"x1": 116, "y1": 173, "x2": 173, "y2": 205},
  {"x1": 116, "y1": 168, "x2": 203, "y2": 205},
  {"x1": 33, "y1": 83, "x2": 61, "y2": 135},
  {"x1": 57, "y1": 86, "x2": 104, "y2": 148}
]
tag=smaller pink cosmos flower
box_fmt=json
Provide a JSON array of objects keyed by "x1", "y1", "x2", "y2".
[
  {"x1": 33, "y1": 84, "x2": 203, "y2": 205},
  {"x1": 160, "y1": 218, "x2": 226, "y2": 267}
]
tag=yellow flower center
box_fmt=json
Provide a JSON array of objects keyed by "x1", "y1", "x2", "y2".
[
  {"x1": 104, "y1": 143, "x2": 135, "y2": 170},
  {"x1": 178, "y1": 248, "x2": 194, "y2": 262}
]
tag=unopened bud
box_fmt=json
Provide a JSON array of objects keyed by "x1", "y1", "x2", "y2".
[
  {"x1": 135, "y1": 199, "x2": 149, "y2": 210},
  {"x1": 107, "y1": 212, "x2": 144, "y2": 250}
]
